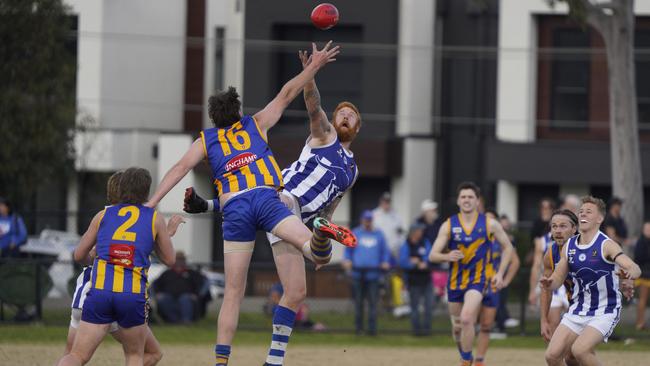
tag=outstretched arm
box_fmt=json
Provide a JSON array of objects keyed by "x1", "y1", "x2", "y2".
[
  {"x1": 298, "y1": 50, "x2": 335, "y2": 144},
  {"x1": 604, "y1": 240, "x2": 641, "y2": 280},
  {"x1": 540, "y1": 251, "x2": 569, "y2": 291},
  {"x1": 254, "y1": 42, "x2": 340, "y2": 134},
  {"x1": 146, "y1": 139, "x2": 205, "y2": 208}
]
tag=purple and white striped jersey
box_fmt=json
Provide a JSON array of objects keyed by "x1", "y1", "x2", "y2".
[
  {"x1": 565, "y1": 231, "x2": 621, "y2": 316},
  {"x1": 71, "y1": 266, "x2": 93, "y2": 309},
  {"x1": 282, "y1": 138, "x2": 358, "y2": 222}
]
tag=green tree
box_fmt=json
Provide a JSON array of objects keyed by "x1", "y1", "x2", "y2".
[
  {"x1": 0, "y1": 0, "x2": 76, "y2": 209},
  {"x1": 549, "y1": 0, "x2": 645, "y2": 238}
]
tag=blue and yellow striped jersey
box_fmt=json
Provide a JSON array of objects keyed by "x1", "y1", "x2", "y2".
[
  {"x1": 201, "y1": 115, "x2": 284, "y2": 196},
  {"x1": 447, "y1": 213, "x2": 493, "y2": 291},
  {"x1": 91, "y1": 204, "x2": 156, "y2": 294}
]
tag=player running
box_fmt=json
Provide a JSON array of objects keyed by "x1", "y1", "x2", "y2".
[
  {"x1": 541, "y1": 196, "x2": 641, "y2": 366},
  {"x1": 58, "y1": 167, "x2": 178, "y2": 366},
  {"x1": 429, "y1": 182, "x2": 514, "y2": 366},
  {"x1": 474, "y1": 210, "x2": 520, "y2": 366},
  {"x1": 58, "y1": 171, "x2": 184, "y2": 366}
]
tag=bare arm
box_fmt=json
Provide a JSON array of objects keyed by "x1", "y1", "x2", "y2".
[
  {"x1": 254, "y1": 42, "x2": 340, "y2": 134},
  {"x1": 489, "y1": 219, "x2": 514, "y2": 289},
  {"x1": 528, "y1": 237, "x2": 544, "y2": 305},
  {"x1": 541, "y1": 250, "x2": 568, "y2": 291},
  {"x1": 428, "y1": 221, "x2": 460, "y2": 263},
  {"x1": 603, "y1": 240, "x2": 641, "y2": 279},
  {"x1": 154, "y1": 213, "x2": 176, "y2": 267},
  {"x1": 74, "y1": 211, "x2": 103, "y2": 265},
  {"x1": 503, "y1": 249, "x2": 520, "y2": 287},
  {"x1": 298, "y1": 50, "x2": 335, "y2": 144},
  {"x1": 539, "y1": 250, "x2": 553, "y2": 323},
  {"x1": 147, "y1": 139, "x2": 205, "y2": 208}
]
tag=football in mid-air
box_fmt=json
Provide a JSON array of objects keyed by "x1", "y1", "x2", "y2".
[{"x1": 311, "y1": 3, "x2": 339, "y2": 30}]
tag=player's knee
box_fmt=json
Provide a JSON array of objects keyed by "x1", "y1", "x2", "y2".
[
  {"x1": 284, "y1": 285, "x2": 307, "y2": 306},
  {"x1": 544, "y1": 348, "x2": 562, "y2": 364},
  {"x1": 148, "y1": 349, "x2": 163, "y2": 365},
  {"x1": 69, "y1": 350, "x2": 92, "y2": 365},
  {"x1": 569, "y1": 343, "x2": 589, "y2": 361},
  {"x1": 459, "y1": 314, "x2": 474, "y2": 328},
  {"x1": 564, "y1": 354, "x2": 580, "y2": 366}
]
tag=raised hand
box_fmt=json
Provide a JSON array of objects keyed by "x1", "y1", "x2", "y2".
[
  {"x1": 298, "y1": 50, "x2": 312, "y2": 69},
  {"x1": 307, "y1": 41, "x2": 340, "y2": 70}
]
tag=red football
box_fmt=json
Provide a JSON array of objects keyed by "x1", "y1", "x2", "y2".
[{"x1": 311, "y1": 3, "x2": 339, "y2": 30}]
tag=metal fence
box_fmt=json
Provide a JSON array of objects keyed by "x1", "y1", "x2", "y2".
[{"x1": 0, "y1": 256, "x2": 645, "y2": 339}]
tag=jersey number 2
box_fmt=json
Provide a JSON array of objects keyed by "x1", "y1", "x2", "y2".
[{"x1": 112, "y1": 206, "x2": 140, "y2": 242}]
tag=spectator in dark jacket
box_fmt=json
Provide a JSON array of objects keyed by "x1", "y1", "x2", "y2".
[
  {"x1": 398, "y1": 223, "x2": 433, "y2": 336},
  {"x1": 634, "y1": 221, "x2": 650, "y2": 330},
  {"x1": 153, "y1": 251, "x2": 208, "y2": 323},
  {"x1": 0, "y1": 197, "x2": 27, "y2": 258}
]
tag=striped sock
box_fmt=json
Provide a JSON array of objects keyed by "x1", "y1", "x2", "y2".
[
  {"x1": 265, "y1": 305, "x2": 296, "y2": 366},
  {"x1": 215, "y1": 344, "x2": 231, "y2": 365},
  {"x1": 310, "y1": 229, "x2": 332, "y2": 262}
]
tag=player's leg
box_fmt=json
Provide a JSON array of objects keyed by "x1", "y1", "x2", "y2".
[
  {"x1": 636, "y1": 283, "x2": 649, "y2": 330},
  {"x1": 263, "y1": 242, "x2": 306, "y2": 366},
  {"x1": 62, "y1": 308, "x2": 81, "y2": 356},
  {"x1": 118, "y1": 324, "x2": 148, "y2": 366},
  {"x1": 570, "y1": 327, "x2": 605, "y2": 366},
  {"x1": 475, "y1": 306, "x2": 497, "y2": 365},
  {"x1": 112, "y1": 325, "x2": 163, "y2": 366},
  {"x1": 215, "y1": 247, "x2": 253, "y2": 365},
  {"x1": 447, "y1": 296, "x2": 463, "y2": 349},
  {"x1": 545, "y1": 324, "x2": 579, "y2": 366},
  {"x1": 458, "y1": 289, "x2": 483, "y2": 364},
  {"x1": 57, "y1": 321, "x2": 110, "y2": 366}
]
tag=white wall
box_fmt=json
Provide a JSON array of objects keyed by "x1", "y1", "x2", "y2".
[
  {"x1": 392, "y1": 0, "x2": 437, "y2": 223},
  {"x1": 99, "y1": 0, "x2": 185, "y2": 131},
  {"x1": 157, "y1": 135, "x2": 212, "y2": 263},
  {"x1": 204, "y1": 0, "x2": 245, "y2": 129}
]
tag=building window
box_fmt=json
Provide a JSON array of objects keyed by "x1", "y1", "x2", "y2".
[
  {"x1": 214, "y1": 27, "x2": 225, "y2": 91},
  {"x1": 270, "y1": 24, "x2": 363, "y2": 126},
  {"x1": 536, "y1": 15, "x2": 650, "y2": 141}
]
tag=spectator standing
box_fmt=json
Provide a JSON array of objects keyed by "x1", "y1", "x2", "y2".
[
  {"x1": 153, "y1": 252, "x2": 208, "y2": 324},
  {"x1": 494, "y1": 214, "x2": 520, "y2": 331},
  {"x1": 398, "y1": 223, "x2": 433, "y2": 336},
  {"x1": 343, "y1": 210, "x2": 391, "y2": 335},
  {"x1": 0, "y1": 197, "x2": 27, "y2": 258},
  {"x1": 372, "y1": 192, "x2": 403, "y2": 256},
  {"x1": 602, "y1": 197, "x2": 630, "y2": 249},
  {"x1": 634, "y1": 221, "x2": 650, "y2": 330},
  {"x1": 416, "y1": 199, "x2": 448, "y2": 300}
]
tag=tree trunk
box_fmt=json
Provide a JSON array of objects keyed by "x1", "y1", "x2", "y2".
[{"x1": 592, "y1": 0, "x2": 644, "y2": 239}]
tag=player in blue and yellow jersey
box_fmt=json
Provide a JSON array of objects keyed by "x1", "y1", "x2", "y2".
[
  {"x1": 58, "y1": 168, "x2": 178, "y2": 366},
  {"x1": 59, "y1": 170, "x2": 184, "y2": 366},
  {"x1": 145, "y1": 42, "x2": 357, "y2": 366},
  {"x1": 474, "y1": 210, "x2": 520, "y2": 366},
  {"x1": 429, "y1": 182, "x2": 514, "y2": 366}
]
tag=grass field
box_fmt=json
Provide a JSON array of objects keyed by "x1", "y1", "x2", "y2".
[{"x1": 2, "y1": 309, "x2": 650, "y2": 365}]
